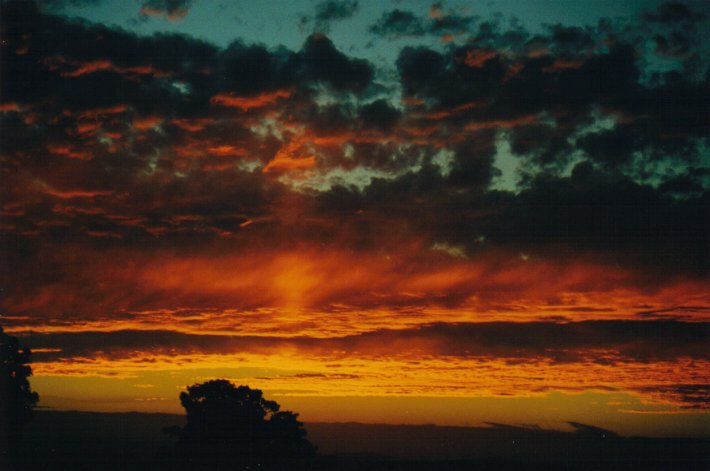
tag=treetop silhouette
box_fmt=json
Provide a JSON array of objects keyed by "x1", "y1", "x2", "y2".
[{"x1": 167, "y1": 379, "x2": 315, "y2": 470}]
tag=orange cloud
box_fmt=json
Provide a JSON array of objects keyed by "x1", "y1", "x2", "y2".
[
  {"x1": 171, "y1": 118, "x2": 215, "y2": 132},
  {"x1": 211, "y1": 90, "x2": 292, "y2": 111},
  {"x1": 5, "y1": 239, "x2": 709, "y2": 416},
  {"x1": 464, "y1": 49, "x2": 498, "y2": 68},
  {"x1": 170, "y1": 135, "x2": 253, "y2": 170},
  {"x1": 22, "y1": 334, "x2": 710, "y2": 415},
  {"x1": 59, "y1": 59, "x2": 113, "y2": 77},
  {"x1": 4, "y1": 242, "x2": 709, "y2": 337},
  {"x1": 542, "y1": 58, "x2": 587, "y2": 73},
  {"x1": 464, "y1": 114, "x2": 539, "y2": 131},
  {"x1": 133, "y1": 115, "x2": 162, "y2": 130},
  {"x1": 207, "y1": 145, "x2": 247, "y2": 157},
  {"x1": 41, "y1": 188, "x2": 112, "y2": 199},
  {"x1": 263, "y1": 136, "x2": 317, "y2": 174},
  {"x1": 75, "y1": 121, "x2": 102, "y2": 135},
  {"x1": 415, "y1": 101, "x2": 483, "y2": 120},
  {"x1": 262, "y1": 155, "x2": 316, "y2": 173},
  {"x1": 43, "y1": 56, "x2": 171, "y2": 79},
  {"x1": 139, "y1": 6, "x2": 190, "y2": 21},
  {"x1": 504, "y1": 62, "x2": 525, "y2": 81},
  {"x1": 401, "y1": 96, "x2": 426, "y2": 107},
  {"x1": 0, "y1": 102, "x2": 22, "y2": 113},
  {"x1": 51, "y1": 204, "x2": 106, "y2": 216},
  {"x1": 429, "y1": 3, "x2": 445, "y2": 19},
  {"x1": 46, "y1": 144, "x2": 93, "y2": 160},
  {"x1": 527, "y1": 48, "x2": 550, "y2": 58},
  {"x1": 76, "y1": 105, "x2": 128, "y2": 120}
]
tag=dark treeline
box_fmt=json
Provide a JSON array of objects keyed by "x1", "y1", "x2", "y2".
[{"x1": 16, "y1": 410, "x2": 710, "y2": 471}]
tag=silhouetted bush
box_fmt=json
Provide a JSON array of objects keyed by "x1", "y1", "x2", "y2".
[{"x1": 165, "y1": 380, "x2": 315, "y2": 470}]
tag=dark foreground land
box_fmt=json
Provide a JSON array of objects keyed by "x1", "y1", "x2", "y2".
[{"x1": 9, "y1": 410, "x2": 710, "y2": 470}]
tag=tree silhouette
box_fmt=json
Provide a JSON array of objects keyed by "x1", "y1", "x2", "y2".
[
  {"x1": 166, "y1": 380, "x2": 315, "y2": 470},
  {"x1": 0, "y1": 326, "x2": 39, "y2": 469}
]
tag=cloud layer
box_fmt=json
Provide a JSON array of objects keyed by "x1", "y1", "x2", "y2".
[{"x1": 1, "y1": 1, "x2": 709, "y2": 415}]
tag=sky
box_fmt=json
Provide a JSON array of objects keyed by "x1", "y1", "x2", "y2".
[{"x1": 1, "y1": 0, "x2": 709, "y2": 437}]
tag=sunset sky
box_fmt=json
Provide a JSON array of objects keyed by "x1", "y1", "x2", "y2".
[{"x1": 1, "y1": 0, "x2": 709, "y2": 437}]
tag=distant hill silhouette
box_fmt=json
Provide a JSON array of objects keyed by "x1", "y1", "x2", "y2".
[{"x1": 16, "y1": 410, "x2": 710, "y2": 471}]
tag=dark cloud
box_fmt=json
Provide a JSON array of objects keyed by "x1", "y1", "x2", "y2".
[
  {"x1": 313, "y1": 0, "x2": 358, "y2": 32},
  {"x1": 369, "y1": 7, "x2": 475, "y2": 39},
  {"x1": 576, "y1": 126, "x2": 642, "y2": 167},
  {"x1": 386, "y1": 26, "x2": 708, "y2": 262},
  {"x1": 634, "y1": 384, "x2": 710, "y2": 409},
  {"x1": 357, "y1": 99, "x2": 401, "y2": 131},
  {"x1": 546, "y1": 24, "x2": 596, "y2": 53},
  {"x1": 428, "y1": 8, "x2": 475, "y2": 34},
  {"x1": 217, "y1": 42, "x2": 290, "y2": 95},
  {"x1": 643, "y1": 1, "x2": 705, "y2": 23},
  {"x1": 312, "y1": 154, "x2": 708, "y2": 276},
  {"x1": 369, "y1": 10, "x2": 426, "y2": 37},
  {"x1": 653, "y1": 31, "x2": 692, "y2": 57},
  {"x1": 213, "y1": 34, "x2": 374, "y2": 97},
  {"x1": 289, "y1": 34, "x2": 373, "y2": 92},
  {"x1": 19, "y1": 320, "x2": 710, "y2": 364},
  {"x1": 572, "y1": 75, "x2": 709, "y2": 168},
  {"x1": 481, "y1": 164, "x2": 709, "y2": 273}
]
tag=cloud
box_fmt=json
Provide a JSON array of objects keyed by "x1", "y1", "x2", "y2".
[
  {"x1": 643, "y1": 1, "x2": 705, "y2": 24},
  {"x1": 210, "y1": 90, "x2": 292, "y2": 111},
  {"x1": 15, "y1": 321, "x2": 710, "y2": 407},
  {"x1": 293, "y1": 34, "x2": 374, "y2": 92},
  {"x1": 1, "y1": 2, "x2": 709, "y2": 412},
  {"x1": 369, "y1": 6, "x2": 475, "y2": 40},
  {"x1": 1, "y1": 1, "x2": 707, "y2": 285},
  {"x1": 312, "y1": 0, "x2": 359, "y2": 33},
  {"x1": 369, "y1": 10, "x2": 426, "y2": 37},
  {"x1": 356, "y1": 99, "x2": 400, "y2": 131},
  {"x1": 18, "y1": 320, "x2": 709, "y2": 362},
  {"x1": 139, "y1": 0, "x2": 194, "y2": 21},
  {"x1": 653, "y1": 31, "x2": 693, "y2": 58}
]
